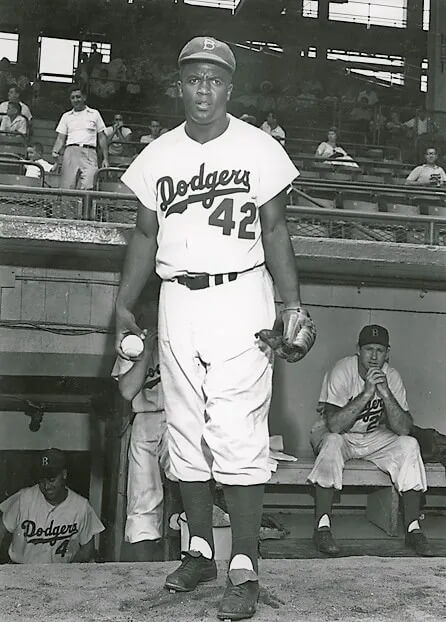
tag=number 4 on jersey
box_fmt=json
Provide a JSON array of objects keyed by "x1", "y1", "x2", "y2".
[
  {"x1": 55, "y1": 539, "x2": 69, "y2": 557},
  {"x1": 208, "y1": 198, "x2": 256, "y2": 239}
]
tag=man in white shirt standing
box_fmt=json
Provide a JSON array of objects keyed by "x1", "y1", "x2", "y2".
[{"x1": 51, "y1": 85, "x2": 109, "y2": 189}]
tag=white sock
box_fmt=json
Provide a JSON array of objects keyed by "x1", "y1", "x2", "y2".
[
  {"x1": 229, "y1": 554, "x2": 254, "y2": 572},
  {"x1": 408, "y1": 520, "x2": 420, "y2": 533},
  {"x1": 318, "y1": 514, "x2": 331, "y2": 529},
  {"x1": 189, "y1": 536, "x2": 212, "y2": 559}
]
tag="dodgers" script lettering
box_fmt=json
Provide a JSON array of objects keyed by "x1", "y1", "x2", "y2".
[
  {"x1": 157, "y1": 163, "x2": 250, "y2": 217},
  {"x1": 21, "y1": 519, "x2": 79, "y2": 546}
]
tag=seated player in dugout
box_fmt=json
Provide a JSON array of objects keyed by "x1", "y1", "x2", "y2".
[
  {"x1": 308, "y1": 325, "x2": 432, "y2": 558},
  {"x1": 0, "y1": 448, "x2": 104, "y2": 564},
  {"x1": 112, "y1": 284, "x2": 181, "y2": 562}
]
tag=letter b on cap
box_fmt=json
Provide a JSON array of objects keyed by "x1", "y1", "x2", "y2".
[
  {"x1": 42, "y1": 456, "x2": 49, "y2": 466},
  {"x1": 372, "y1": 328, "x2": 379, "y2": 337},
  {"x1": 203, "y1": 38, "x2": 216, "y2": 51}
]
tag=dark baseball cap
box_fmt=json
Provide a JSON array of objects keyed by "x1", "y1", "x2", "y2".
[
  {"x1": 358, "y1": 325, "x2": 390, "y2": 348},
  {"x1": 178, "y1": 36, "x2": 236, "y2": 74},
  {"x1": 37, "y1": 448, "x2": 66, "y2": 479}
]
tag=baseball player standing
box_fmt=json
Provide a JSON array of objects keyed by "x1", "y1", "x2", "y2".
[
  {"x1": 112, "y1": 295, "x2": 177, "y2": 561},
  {"x1": 115, "y1": 36, "x2": 308, "y2": 620},
  {"x1": 0, "y1": 449, "x2": 104, "y2": 563},
  {"x1": 308, "y1": 325, "x2": 432, "y2": 557}
]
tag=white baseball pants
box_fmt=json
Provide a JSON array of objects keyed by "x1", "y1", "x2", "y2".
[
  {"x1": 125, "y1": 411, "x2": 173, "y2": 543},
  {"x1": 308, "y1": 428, "x2": 427, "y2": 492},
  {"x1": 158, "y1": 266, "x2": 275, "y2": 486}
]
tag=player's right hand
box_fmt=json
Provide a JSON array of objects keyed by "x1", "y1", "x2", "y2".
[
  {"x1": 364, "y1": 367, "x2": 386, "y2": 395},
  {"x1": 115, "y1": 307, "x2": 144, "y2": 359}
]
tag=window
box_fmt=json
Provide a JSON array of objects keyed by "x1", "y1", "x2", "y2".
[
  {"x1": 0, "y1": 32, "x2": 19, "y2": 63},
  {"x1": 302, "y1": 1, "x2": 318, "y2": 18},
  {"x1": 38, "y1": 37, "x2": 111, "y2": 83},
  {"x1": 329, "y1": 0, "x2": 407, "y2": 29}
]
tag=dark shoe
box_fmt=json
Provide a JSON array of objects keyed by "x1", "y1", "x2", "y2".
[
  {"x1": 217, "y1": 580, "x2": 260, "y2": 621},
  {"x1": 164, "y1": 550, "x2": 217, "y2": 592},
  {"x1": 313, "y1": 528, "x2": 340, "y2": 556},
  {"x1": 405, "y1": 531, "x2": 434, "y2": 557}
]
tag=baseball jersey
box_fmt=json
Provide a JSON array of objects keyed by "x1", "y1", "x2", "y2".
[
  {"x1": 121, "y1": 114, "x2": 299, "y2": 280},
  {"x1": 406, "y1": 164, "x2": 446, "y2": 186},
  {"x1": 111, "y1": 333, "x2": 163, "y2": 414},
  {"x1": 320, "y1": 355, "x2": 409, "y2": 434},
  {"x1": 0, "y1": 485, "x2": 104, "y2": 564},
  {"x1": 55, "y1": 106, "x2": 106, "y2": 147}
]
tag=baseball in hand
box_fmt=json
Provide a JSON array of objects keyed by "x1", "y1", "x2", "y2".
[{"x1": 121, "y1": 334, "x2": 144, "y2": 358}]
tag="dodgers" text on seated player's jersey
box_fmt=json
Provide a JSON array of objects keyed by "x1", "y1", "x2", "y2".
[
  {"x1": 121, "y1": 115, "x2": 299, "y2": 280},
  {"x1": 319, "y1": 355, "x2": 409, "y2": 434}
]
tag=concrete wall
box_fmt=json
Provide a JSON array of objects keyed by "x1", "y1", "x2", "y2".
[{"x1": 270, "y1": 282, "x2": 446, "y2": 455}]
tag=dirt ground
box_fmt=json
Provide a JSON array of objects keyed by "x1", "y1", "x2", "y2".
[{"x1": 1, "y1": 558, "x2": 446, "y2": 622}]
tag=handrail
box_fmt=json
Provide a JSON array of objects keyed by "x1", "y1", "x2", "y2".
[
  {"x1": 0, "y1": 158, "x2": 45, "y2": 186},
  {"x1": 93, "y1": 166, "x2": 128, "y2": 189},
  {"x1": 288, "y1": 137, "x2": 401, "y2": 160},
  {"x1": 293, "y1": 179, "x2": 446, "y2": 198},
  {"x1": 286, "y1": 203, "x2": 446, "y2": 224},
  {"x1": 293, "y1": 154, "x2": 415, "y2": 170}
]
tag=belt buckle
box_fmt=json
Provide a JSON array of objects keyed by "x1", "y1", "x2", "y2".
[{"x1": 187, "y1": 274, "x2": 209, "y2": 290}]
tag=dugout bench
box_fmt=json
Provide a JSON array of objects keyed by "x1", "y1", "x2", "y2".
[{"x1": 269, "y1": 455, "x2": 445, "y2": 537}]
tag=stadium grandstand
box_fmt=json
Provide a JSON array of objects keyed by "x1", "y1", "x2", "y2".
[{"x1": 0, "y1": 0, "x2": 445, "y2": 595}]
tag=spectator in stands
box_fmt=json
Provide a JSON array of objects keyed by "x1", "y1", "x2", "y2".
[
  {"x1": 140, "y1": 120, "x2": 164, "y2": 144},
  {"x1": 350, "y1": 96, "x2": 372, "y2": 134},
  {"x1": 405, "y1": 147, "x2": 446, "y2": 187},
  {"x1": 0, "y1": 57, "x2": 14, "y2": 99},
  {"x1": 25, "y1": 142, "x2": 56, "y2": 179},
  {"x1": 295, "y1": 83, "x2": 317, "y2": 111},
  {"x1": 233, "y1": 82, "x2": 258, "y2": 116},
  {"x1": 315, "y1": 128, "x2": 358, "y2": 168},
  {"x1": 104, "y1": 113, "x2": 132, "y2": 159},
  {"x1": 260, "y1": 111, "x2": 286, "y2": 146},
  {"x1": 89, "y1": 68, "x2": 117, "y2": 102},
  {"x1": 0, "y1": 85, "x2": 32, "y2": 122},
  {"x1": 0, "y1": 101, "x2": 27, "y2": 136},
  {"x1": 51, "y1": 84, "x2": 109, "y2": 190},
  {"x1": 88, "y1": 44, "x2": 103, "y2": 73},
  {"x1": 74, "y1": 53, "x2": 90, "y2": 92},
  {"x1": 257, "y1": 80, "x2": 276, "y2": 116},
  {"x1": 308, "y1": 324, "x2": 431, "y2": 558},
  {"x1": 240, "y1": 113, "x2": 258, "y2": 126},
  {"x1": 404, "y1": 107, "x2": 435, "y2": 138},
  {"x1": 357, "y1": 86, "x2": 379, "y2": 107},
  {"x1": 385, "y1": 109, "x2": 404, "y2": 144},
  {"x1": 16, "y1": 74, "x2": 32, "y2": 105}
]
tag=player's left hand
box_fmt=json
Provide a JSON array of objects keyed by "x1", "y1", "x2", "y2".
[{"x1": 373, "y1": 370, "x2": 390, "y2": 396}]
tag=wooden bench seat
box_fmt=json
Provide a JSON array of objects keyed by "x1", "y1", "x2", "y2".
[{"x1": 269, "y1": 457, "x2": 445, "y2": 537}]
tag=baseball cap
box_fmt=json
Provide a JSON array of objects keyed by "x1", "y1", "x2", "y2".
[
  {"x1": 178, "y1": 37, "x2": 236, "y2": 74},
  {"x1": 37, "y1": 448, "x2": 66, "y2": 479},
  {"x1": 358, "y1": 325, "x2": 390, "y2": 348}
]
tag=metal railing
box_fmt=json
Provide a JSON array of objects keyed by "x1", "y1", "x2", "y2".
[{"x1": 0, "y1": 184, "x2": 444, "y2": 246}]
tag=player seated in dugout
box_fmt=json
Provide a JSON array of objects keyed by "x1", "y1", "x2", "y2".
[
  {"x1": 0, "y1": 448, "x2": 104, "y2": 564},
  {"x1": 308, "y1": 324, "x2": 432, "y2": 558}
]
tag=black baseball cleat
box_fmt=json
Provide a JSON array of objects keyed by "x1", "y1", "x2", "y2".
[
  {"x1": 217, "y1": 580, "x2": 260, "y2": 621},
  {"x1": 164, "y1": 550, "x2": 217, "y2": 592},
  {"x1": 313, "y1": 528, "x2": 340, "y2": 556},
  {"x1": 405, "y1": 531, "x2": 434, "y2": 557}
]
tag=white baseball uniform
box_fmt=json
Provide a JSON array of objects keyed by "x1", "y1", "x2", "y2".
[
  {"x1": 122, "y1": 115, "x2": 298, "y2": 485},
  {"x1": 0, "y1": 485, "x2": 104, "y2": 563},
  {"x1": 308, "y1": 355, "x2": 427, "y2": 492},
  {"x1": 112, "y1": 333, "x2": 173, "y2": 542}
]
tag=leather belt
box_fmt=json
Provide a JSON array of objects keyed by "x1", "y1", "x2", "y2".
[
  {"x1": 66, "y1": 143, "x2": 96, "y2": 149},
  {"x1": 176, "y1": 272, "x2": 238, "y2": 290}
]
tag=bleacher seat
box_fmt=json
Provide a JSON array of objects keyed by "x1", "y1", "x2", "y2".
[
  {"x1": 98, "y1": 181, "x2": 135, "y2": 194},
  {"x1": 358, "y1": 174, "x2": 385, "y2": 184},
  {"x1": 385, "y1": 201, "x2": 420, "y2": 216},
  {"x1": 299, "y1": 170, "x2": 320, "y2": 180},
  {"x1": 324, "y1": 171, "x2": 354, "y2": 182},
  {"x1": 0, "y1": 174, "x2": 41, "y2": 187},
  {"x1": 342, "y1": 192, "x2": 379, "y2": 213},
  {"x1": 296, "y1": 190, "x2": 337, "y2": 210}
]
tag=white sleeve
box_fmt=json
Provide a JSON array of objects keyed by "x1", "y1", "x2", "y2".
[
  {"x1": 388, "y1": 369, "x2": 409, "y2": 411},
  {"x1": 41, "y1": 160, "x2": 54, "y2": 173},
  {"x1": 256, "y1": 133, "x2": 299, "y2": 207},
  {"x1": 78, "y1": 502, "x2": 105, "y2": 546},
  {"x1": 406, "y1": 166, "x2": 420, "y2": 182},
  {"x1": 55, "y1": 113, "x2": 68, "y2": 136},
  {"x1": 0, "y1": 490, "x2": 22, "y2": 533},
  {"x1": 441, "y1": 168, "x2": 446, "y2": 183},
  {"x1": 325, "y1": 361, "x2": 352, "y2": 408},
  {"x1": 121, "y1": 147, "x2": 157, "y2": 210},
  {"x1": 111, "y1": 355, "x2": 134, "y2": 380},
  {"x1": 95, "y1": 111, "x2": 106, "y2": 133}
]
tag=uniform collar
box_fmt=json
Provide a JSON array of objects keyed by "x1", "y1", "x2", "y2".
[{"x1": 68, "y1": 105, "x2": 93, "y2": 114}]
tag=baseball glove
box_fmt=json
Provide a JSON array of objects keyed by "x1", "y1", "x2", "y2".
[{"x1": 256, "y1": 306, "x2": 316, "y2": 363}]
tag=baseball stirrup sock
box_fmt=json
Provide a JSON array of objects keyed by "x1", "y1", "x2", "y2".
[
  {"x1": 402, "y1": 490, "x2": 421, "y2": 530},
  {"x1": 315, "y1": 484, "x2": 335, "y2": 527},
  {"x1": 223, "y1": 483, "x2": 264, "y2": 574},
  {"x1": 179, "y1": 480, "x2": 215, "y2": 557}
]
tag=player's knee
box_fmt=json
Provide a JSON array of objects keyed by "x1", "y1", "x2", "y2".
[
  {"x1": 319, "y1": 432, "x2": 344, "y2": 454},
  {"x1": 397, "y1": 435, "x2": 420, "y2": 455}
]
